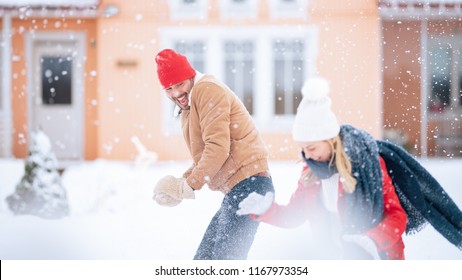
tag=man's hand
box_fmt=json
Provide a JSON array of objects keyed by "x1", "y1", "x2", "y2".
[{"x1": 153, "y1": 175, "x2": 195, "y2": 207}]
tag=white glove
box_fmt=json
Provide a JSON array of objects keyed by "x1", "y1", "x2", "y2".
[
  {"x1": 236, "y1": 192, "x2": 274, "y2": 216},
  {"x1": 342, "y1": 234, "x2": 381, "y2": 260},
  {"x1": 153, "y1": 175, "x2": 195, "y2": 207}
]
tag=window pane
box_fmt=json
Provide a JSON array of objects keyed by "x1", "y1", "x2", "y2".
[
  {"x1": 273, "y1": 39, "x2": 304, "y2": 115},
  {"x1": 274, "y1": 59, "x2": 285, "y2": 115},
  {"x1": 292, "y1": 59, "x2": 303, "y2": 113},
  {"x1": 428, "y1": 44, "x2": 452, "y2": 112},
  {"x1": 224, "y1": 41, "x2": 254, "y2": 114},
  {"x1": 459, "y1": 47, "x2": 462, "y2": 107},
  {"x1": 41, "y1": 56, "x2": 72, "y2": 105}
]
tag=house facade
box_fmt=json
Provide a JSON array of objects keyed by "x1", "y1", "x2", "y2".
[
  {"x1": 3, "y1": 0, "x2": 456, "y2": 163},
  {"x1": 380, "y1": 0, "x2": 462, "y2": 158}
]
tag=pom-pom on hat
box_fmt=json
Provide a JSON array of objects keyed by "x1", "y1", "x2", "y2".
[
  {"x1": 292, "y1": 77, "x2": 340, "y2": 142},
  {"x1": 155, "y1": 49, "x2": 196, "y2": 89}
]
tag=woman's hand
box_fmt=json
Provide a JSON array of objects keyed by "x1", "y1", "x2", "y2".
[{"x1": 236, "y1": 192, "x2": 274, "y2": 216}]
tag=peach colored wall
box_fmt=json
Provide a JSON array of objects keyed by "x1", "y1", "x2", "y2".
[
  {"x1": 96, "y1": 0, "x2": 176, "y2": 161},
  {"x1": 7, "y1": 18, "x2": 98, "y2": 159},
  {"x1": 96, "y1": 0, "x2": 381, "y2": 161},
  {"x1": 311, "y1": 2, "x2": 381, "y2": 135}
]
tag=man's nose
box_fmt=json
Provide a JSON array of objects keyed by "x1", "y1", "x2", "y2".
[
  {"x1": 170, "y1": 88, "x2": 185, "y2": 99},
  {"x1": 171, "y1": 88, "x2": 180, "y2": 97}
]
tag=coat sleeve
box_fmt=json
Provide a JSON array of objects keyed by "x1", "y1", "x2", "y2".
[
  {"x1": 182, "y1": 163, "x2": 195, "y2": 179},
  {"x1": 254, "y1": 166, "x2": 321, "y2": 228},
  {"x1": 364, "y1": 157, "x2": 407, "y2": 252}
]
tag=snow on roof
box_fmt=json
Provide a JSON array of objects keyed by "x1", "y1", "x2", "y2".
[
  {"x1": 0, "y1": 0, "x2": 100, "y2": 18},
  {"x1": 0, "y1": 0, "x2": 100, "y2": 8},
  {"x1": 378, "y1": 0, "x2": 462, "y2": 19}
]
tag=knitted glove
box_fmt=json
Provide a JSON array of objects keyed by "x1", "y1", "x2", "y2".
[
  {"x1": 342, "y1": 234, "x2": 381, "y2": 260},
  {"x1": 236, "y1": 192, "x2": 274, "y2": 216},
  {"x1": 153, "y1": 175, "x2": 195, "y2": 207}
]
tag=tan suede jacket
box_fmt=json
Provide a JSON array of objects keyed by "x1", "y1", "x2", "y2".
[{"x1": 180, "y1": 75, "x2": 269, "y2": 193}]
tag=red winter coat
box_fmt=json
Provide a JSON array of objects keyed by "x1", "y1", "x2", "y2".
[{"x1": 255, "y1": 157, "x2": 407, "y2": 259}]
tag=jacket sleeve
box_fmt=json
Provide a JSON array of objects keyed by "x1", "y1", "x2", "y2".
[
  {"x1": 364, "y1": 157, "x2": 407, "y2": 251},
  {"x1": 182, "y1": 163, "x2": 195, "y2": 179},
  {"x1": 254, "y1": 166, "x2": 321, "y2": 228}
]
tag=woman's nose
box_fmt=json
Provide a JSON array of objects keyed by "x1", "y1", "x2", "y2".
[{"x1": 304, "y1": 150, "x2": 312, "y2": 159}]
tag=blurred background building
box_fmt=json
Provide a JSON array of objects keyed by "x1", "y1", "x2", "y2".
[{"x1": 0, "y1": 0, "x2": 461, "y2": 164}]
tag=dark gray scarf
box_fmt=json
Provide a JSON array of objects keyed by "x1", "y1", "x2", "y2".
[
  {"x1": 303, "y1": 124, "x2": 384, "y2": 234},
  {"x1": 377, "y1": 140, "x2": 462, "y2": 249}
]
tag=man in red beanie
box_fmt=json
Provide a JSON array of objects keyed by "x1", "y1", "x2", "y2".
[{"x1": 153, "y1": 48, "x2": 274, "y2": 260}]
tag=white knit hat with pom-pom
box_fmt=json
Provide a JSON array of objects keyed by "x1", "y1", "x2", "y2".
[{"x1": 292, "y1": 77, "x2": 340, "y2": 142}]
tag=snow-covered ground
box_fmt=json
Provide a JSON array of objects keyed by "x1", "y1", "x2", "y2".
[{"x1": 0, "y1": 158, "x2": 461, "y2": 260}]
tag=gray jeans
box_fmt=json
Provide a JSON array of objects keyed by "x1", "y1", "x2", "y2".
[{"x1": 193, "y1": 175, "x2": 274, "y2": 260}]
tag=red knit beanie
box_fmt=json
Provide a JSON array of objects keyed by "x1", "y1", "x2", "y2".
[{"x1": 155, "y1": 49, "x2": 196, "y2": 89}]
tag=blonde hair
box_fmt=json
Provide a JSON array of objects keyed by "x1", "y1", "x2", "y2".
[{"x1": 301, "y1": 136, "x2": 357, "y2": 193}]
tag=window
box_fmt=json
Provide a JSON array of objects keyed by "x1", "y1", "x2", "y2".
[
  {"x1": 168, "y1": 0, "x2": 209, "y2": 21},
  {"x1": 428, "y1": 44, "x2": 452, "y2": 113},
  {"x1": 159, "y1": 26, "x2": 318, "y2": 133},
  {"x1": 224, "y1": 41, "x2": 255, "y2": 114},
  {"x1": 273, "y1": 39, "x2": 304, "y2": 115},
  {"x1": 41, "y1": 56, "x2": 72, "y2": 105},
  {"x1": 219, "y1": 0, "x2": 258, "y2": 20},
  {"x1": 428, "y1": 40, "x2": 462, "y2": 114},
  {"x1": 268, "y1": 0, "x2": 309, "y2": 19}
]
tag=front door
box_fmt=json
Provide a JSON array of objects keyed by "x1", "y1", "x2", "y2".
[{"x1": 29, "y1": 33, "x2": 85, "y2": 161}]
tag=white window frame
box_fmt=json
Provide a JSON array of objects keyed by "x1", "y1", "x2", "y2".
[
  {"x1": 158, "y1": 25, "x2": 318, "y2": 134},
  {"x1": 268, "y1": 0, "x2": 309, "y2": 20},
  {"x1": 168, "y1": 0, "x2": 209, "y2": 21},
  {"x1": 219, "y1": 0, "x2": 258, "y2": 20}
]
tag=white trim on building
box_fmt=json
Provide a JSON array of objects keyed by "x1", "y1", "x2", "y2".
[{"x1": 0, "y1": 0, "x2": 100, "y2": 18}]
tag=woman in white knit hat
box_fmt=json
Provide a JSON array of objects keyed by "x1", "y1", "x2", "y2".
[
  {"x1": 237, "y1": 77, "x2": 408, "y2": 259},
  {"x1": 237, "y1": 77, "x2": 462, "y2": 259}
]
